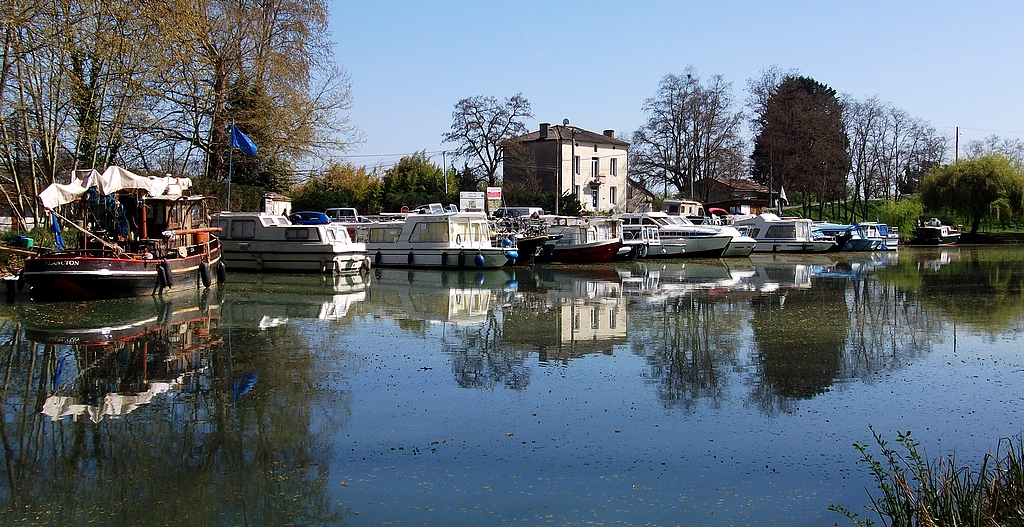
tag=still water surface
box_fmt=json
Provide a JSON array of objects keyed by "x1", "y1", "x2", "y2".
[{"x1": 2, "y1": 246, "x2": 1024, "y2": 526}]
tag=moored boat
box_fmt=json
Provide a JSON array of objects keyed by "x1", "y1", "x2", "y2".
[
  {"x1": 489, "y1": 214, "x2": 549, "y2": 266},
  {"x1": 538, "y1": 216, "x2": 623, "y2": 264},
  {"x1": 363, "y1": 204, "x2": 518, "y2": 268},
  {"x1": 814, "y1": 221, "x2": 899, "y2": 251},
  {"x1": 911, "y1": 218, "x2": 960, "y2": 245},
  {"x1": 855, "y1": 222, "x2": 900, "y2": 250},
  {"x1": 735, "y1": 213, "x2": 837, "y2": 253},
  {"x1": 617, "y1": 211, "x2": 743, "y2": 258},
  {"x1": 619, "y1": 222, "x2": 681, "y2": 259},
  {"x1": 23, "y1": 166, "x2": 224, "y2": 302},
  {"x1": 212, "y1": 211, "x2": 368, "y2": 273}
]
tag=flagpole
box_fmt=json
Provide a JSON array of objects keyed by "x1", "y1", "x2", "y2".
[{"x1": 227, "y1": 120, "x2": 233, "y2": 211}]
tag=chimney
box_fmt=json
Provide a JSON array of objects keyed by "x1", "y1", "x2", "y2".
[
  {"x1": 539, "y1": 122, "x2": 549, "y2": 139},
  {"x1": 603, "y1": 129, "x2": 615, "y2": 138}
]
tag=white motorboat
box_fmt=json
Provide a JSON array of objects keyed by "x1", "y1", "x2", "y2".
[
  {"x1": 617, "y1": 211, "x2": 750, "y2": 258},
  {"x1": 620, "y1": 223, "x2": 681, "y2": 259},
  {"x1": 362, "y1": 204, "x2": 518, "y2": 268},
  {"x1": 213, "y1": 211, "x2": 368, "y2": 273},
  {"x1": 735, "y1": 213, "x2": 837, "y2": 253},
  {"x1": 814, "y1": 221, "x2": 899, "y2": 251},
  {"x1": 855, "y1": 222, "x2": 900, "y2": 250}
]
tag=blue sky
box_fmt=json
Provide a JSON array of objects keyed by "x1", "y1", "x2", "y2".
[{"x1": 330, "y1": 1, "x2": 1024, "y2": 169}]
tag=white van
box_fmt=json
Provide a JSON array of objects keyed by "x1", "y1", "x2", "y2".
[
  {"x1": 492, "y1": 206, "x2": 544, "y2": 219},
  {"x1": 325, "y1": 207, "x2": 359, "y2": 222}
]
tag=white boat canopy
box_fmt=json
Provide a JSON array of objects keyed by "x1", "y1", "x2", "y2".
[{"x1": 38, "y1": 166, "x2": 192, "y2": 209}]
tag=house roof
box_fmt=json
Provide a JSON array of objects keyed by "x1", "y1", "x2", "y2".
[
  {"x1": 699, "y1": 177, "x2": 769, "y2": 192},
  {"x1": 507, "y1": 124, "x2": 630, "y2": 147},
  {"x1": 627, "y1": 178, "x2": 656, "y2": 198}
]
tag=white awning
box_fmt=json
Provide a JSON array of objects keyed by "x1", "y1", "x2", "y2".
[{"x1": 38, "y1": 166, "x2": 193, "y2": 209}]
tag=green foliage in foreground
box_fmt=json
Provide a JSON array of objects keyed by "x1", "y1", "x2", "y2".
[{"x1": 831, "y1": 427, "x2": 1024, "y2": 526}]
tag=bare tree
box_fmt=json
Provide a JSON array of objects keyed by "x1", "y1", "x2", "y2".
[
  {"x1": 152, "y1": 0, "x2": 357, "y2": 183},
  {"x1": 844, "y1": 95, "x2": 946, "y2": 219},
  {"x1": 0, "y1": 0, "x2": 159, "y2": 223},
  {"x1": 0, "y1": 0, "x2": 359, "y2": 218},
  {"x1": 630, "y1": 67, "x2": 745, "y2": 198},
  {"x1": 443, "y1": 94, "x2": 532, "y2": 189},
  {"x1": 965, "y1": 135, "x2": 1024, "y2": 167}
]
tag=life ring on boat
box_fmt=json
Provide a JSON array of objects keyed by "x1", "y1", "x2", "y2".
[
  {"x1": 159, "y1": 260, "x2": 174, "y2": 288},
  {"x1": 198, "y1": 261, "x2": 212, "y2": 288},
  {"x1": 216, "y1": 261, "x2": 227, "y2": 283},
  {"x1": 441, "y1": 252, "x2": 448, "y2": 266},
  {"x1": 474, "y1": 253, "x2": 485, "y2": 267}
]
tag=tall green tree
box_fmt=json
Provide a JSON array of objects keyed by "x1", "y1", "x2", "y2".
[
  {"x1": 750, "y1": 75, "x2": 850, "y2": 217},
  {"x1": 919, "y1": 154, "x2": 1024, "y2": 235},
  {"x1": 289, "y1": 161, "x2": 382, "y2": 213},
  {"x1": 380, "y1": 153, "x2": 455, "y2": 212}
]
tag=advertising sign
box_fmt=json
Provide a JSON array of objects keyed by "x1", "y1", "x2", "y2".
[{"x1": 460, "y1": 191, "x2": 485, "y2": 212}]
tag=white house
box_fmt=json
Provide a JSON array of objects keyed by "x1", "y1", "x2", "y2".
[{"x1": 504, "y1": 123, "x2": 629, "y2": 214}]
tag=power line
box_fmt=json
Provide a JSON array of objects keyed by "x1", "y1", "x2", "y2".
[{"x1": 335, "y1": 148, "x2": 450, "y2": 159}]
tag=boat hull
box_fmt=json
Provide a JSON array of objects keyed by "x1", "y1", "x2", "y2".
[
  {"x1": 911, "y1": 227, "x2": 960, "y2": 246},
  {"x1": 661, "y1": 234, "x2": 732, "y2": 258},
  {"x1": 23, "y1": 242, "x2": 223, "y2": 302},
  {"x1": 539, "y1": 239, "x2": 623, "y2": 264},
  {"x1": 640, "y1": 243, "x2": 685, "y2": 259},
  {"x1": 220, "y1": 244, "x2": 367, "y2": 273},
  {"x1": 721, "y1": 238, "x2": 756, "y2": 258},
  {"x1": 503, "y1": 235, "x2": 548, "y2": 266},
  {"x1": 367, "y1": 247, "x2": 514, "y2": 269},
  {"x1": 751, "y1": 240, "x2": 836, "y2": 253}
]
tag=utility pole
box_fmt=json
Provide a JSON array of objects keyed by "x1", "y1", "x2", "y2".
[{"x1": 955, "y1": 126, "x2": 959, "y2": 162}]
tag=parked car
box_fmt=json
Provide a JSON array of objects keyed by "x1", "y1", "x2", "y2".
[{"x1": 289, "y1": 211, "x2": 331, "y2": 225}]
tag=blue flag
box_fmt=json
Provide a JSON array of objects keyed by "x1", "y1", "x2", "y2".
[
  {"x1": 51, "y1": 212, "x2": 65, "y2": 250},
  {"x1": 231, "y1": 125, "x2": 258, "y2": 156}
]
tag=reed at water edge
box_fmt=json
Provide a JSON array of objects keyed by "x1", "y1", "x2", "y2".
[{"x1": 831, "y1": 426, "x2": 1024, "y2": 526}]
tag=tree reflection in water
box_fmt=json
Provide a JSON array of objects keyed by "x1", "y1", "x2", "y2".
[
  {"x1": 3, "y1": 249, "x2": 1021, "y2": 525},
  {"x1": 630, "y1": 293, "x2": 745, "y2": 411},
  {"x1": 0, "y1": 293, "x2": 350, "y2": 526}
]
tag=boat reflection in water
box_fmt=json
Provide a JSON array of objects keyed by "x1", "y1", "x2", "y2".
[
  {"x1": 364, "y1": 267, "x2": 512, "y2": 324},
  {"x1": 2, "y1": 248, "x2": 1022, "y2": 526},
  {"x1": 220, "y1": 272, "x2": 368, "y2": 329},
  {"x1": 12, "y1": 291, "x2": 222, "y2": 423}
]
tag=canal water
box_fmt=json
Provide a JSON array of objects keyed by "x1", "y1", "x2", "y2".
[{"x1": 1, "y1": 246, "x2": 1023, "y2": 526}]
